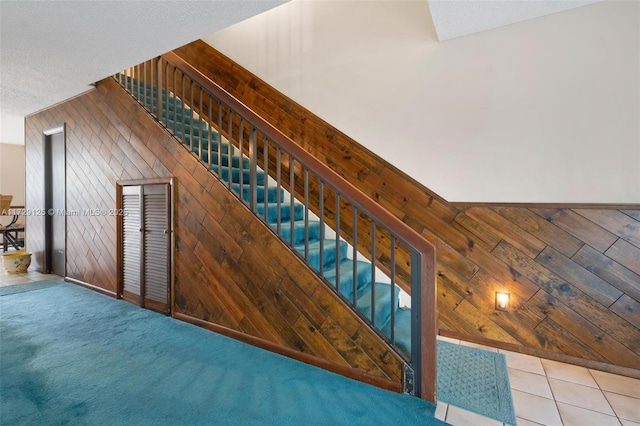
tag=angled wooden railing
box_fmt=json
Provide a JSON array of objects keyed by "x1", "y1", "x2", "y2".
[{"x1": 116, "y1": 53, "x2": 437, "y2": 401}]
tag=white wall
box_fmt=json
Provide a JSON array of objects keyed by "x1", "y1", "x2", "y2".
[
  {"x1": 203, "y1": 0, "x2": 640, "y2": 204},
  {"x1": 0, "y1": 143, "x2": 25, "y2": 226},
  {"x1": 0, "y1": 112, "x2": 25, "y2": 146}
]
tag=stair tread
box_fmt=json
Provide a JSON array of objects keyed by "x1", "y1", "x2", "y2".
[
  {"x1": 274, "y1": 220, "x2": 322, "y2": 246},
  {"x1": 323, "y1": 258, "x2": 372, "y2": 303},
  {"x1": 211, "y1": 164, "x2": 266, "y2": 186},
  {"x1": 258, "y1": 202, "x2": 304, "y2": 223},
  {"x1": 357, "y1": 282, "x2": 400, "y2": 330},
  {"x1": 119, "y1": 76, "x2": 413, "y2": 359},
  {"x1": 382, "y1": 307, "x2": 411, "y2": 356},
  {"x1": 199, "y1": 151, "x2": 250, "y2": 168},
  {"x1": 294, "y1": 239, "x2": 347, "y2": 266}
]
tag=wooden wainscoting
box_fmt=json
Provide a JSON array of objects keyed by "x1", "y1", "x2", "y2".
[
  {"x1": 24, "y1": 76, "x2": 406, "y2": 388},
  {"x1": 172, "y1": 40, "x2": 640, "y2": 372}
]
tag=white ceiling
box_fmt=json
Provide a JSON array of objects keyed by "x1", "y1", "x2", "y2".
[
  {"x1": 428, "y1": 0, "x2": 602, "y2": 40},
  {"x1": 0, "y1": 0, "x2": 286, "y2": 122}
]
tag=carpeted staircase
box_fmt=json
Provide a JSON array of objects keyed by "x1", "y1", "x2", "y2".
[{"x1": 119, "y1": 76, "x2": 413, "y2": 357}]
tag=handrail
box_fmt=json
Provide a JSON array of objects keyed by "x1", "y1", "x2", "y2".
[
  {"x1": 115, "y1": 54, "x2": 437, "y2": 402},
  {"x1": 164, "y1": 53, "x2": 434, "y2": 257}
]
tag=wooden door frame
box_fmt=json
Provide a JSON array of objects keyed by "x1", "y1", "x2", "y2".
[
  {"x1": 42, "y1": 124, "x2": 66, "y2": 276},
  {"x1": 116, "y1": 177, "x2": 175, "y2": 315}
]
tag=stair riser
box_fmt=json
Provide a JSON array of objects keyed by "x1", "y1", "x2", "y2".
[
  {"x1": 120, "y1": 76, "x2": 413, "y2": 357},
  {"x1": 257, "y1": 203, "x2": 303, "y2": 223},
  {"x1": 211, "y1": 166, "x2": 266, "y2": 186},
  {"x1": 234, "y1": 184, "x2": 283, "y2": 204},
  {"x1": 185, "y1": 137, "x2": 230, "y2": 155},
  {"x1": 278, "y1": 222, "x2": 322, "y2": 246},
  {"x1": 382, "y1": 308, "x2": 411, "y2": 355},
  {"x1": 302, "y1": 240, "x2": 348, "y2": 270},
  {"x1": 357, "y1": 283, "x2": 400, "y2": 330},
  {"x1": 198, "y1": 152, "x2": 250, "y2": 169},
  {"x1": 324, "y1": 260, "x2": 373, "y2": 302}
]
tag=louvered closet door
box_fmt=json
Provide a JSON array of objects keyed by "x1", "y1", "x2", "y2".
[
  {"x1": 141, "y1": 184, "x2": 170, "y2": 313},
  {"x1": 122, "y1": 185, "x2": 142, "y2": 305},
  {"x1": 119, "y1": 182, "x2": 171, "y2": 314}
]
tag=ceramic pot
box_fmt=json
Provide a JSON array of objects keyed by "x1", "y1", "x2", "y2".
[{"x1": 2, "y1": 250, "x2": 32, "y2": 274}]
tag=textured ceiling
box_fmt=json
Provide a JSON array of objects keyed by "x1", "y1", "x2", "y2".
[
  {"x1": 428, "y1": 0, "x2": 603, "y2": 40},
  {"x1": 0, "y1": 0, "x2": 286, "y2": 118}
]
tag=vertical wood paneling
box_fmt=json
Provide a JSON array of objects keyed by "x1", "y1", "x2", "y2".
[
  {"x1": 24, "y1": 76, "x2": 404, "y2": 387},
  {"x1": 172, "y1": 40, "x2": 640, "y2": 371}
]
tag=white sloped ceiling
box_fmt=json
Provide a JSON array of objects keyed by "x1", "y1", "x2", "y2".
[{"x1": 0, "y1": 1, "x2": 287, "y2": 120}]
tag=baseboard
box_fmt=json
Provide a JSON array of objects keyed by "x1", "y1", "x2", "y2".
[
  {"x1": 65, "y1": 277, "x2": 117, "y2": 298},
  {"x1": 174, "y1": 312, "x2": 403, "y2": 394},
  {"x1": 439, "y1": 329, "x2": 640, "y2": 380}
]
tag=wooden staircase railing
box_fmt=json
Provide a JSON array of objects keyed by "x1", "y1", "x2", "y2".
[{"x1": 116, "y1": 54, "x2": 438, "y2": 402}]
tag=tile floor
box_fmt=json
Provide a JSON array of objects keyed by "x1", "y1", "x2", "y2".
[
  {"x1": 435, "y1": 336, "x2": 640, "y2": 426},
  {"x1": 2, "y1": 263, "x2": 639, "y2": 426},
  {"x1": 0, "y1": 265, "x2": 57, "y2": 287}
]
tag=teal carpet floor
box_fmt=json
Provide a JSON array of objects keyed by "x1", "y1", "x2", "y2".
[{"x1": 0, "y1": 280, "x2": 445, "y2": 426}]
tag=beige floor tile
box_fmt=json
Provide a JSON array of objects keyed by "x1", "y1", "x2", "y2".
[
  {"x1": 549, "y1": 378, "x2": 614, "y2": 415},
  {"x1": 434, "y1": 401, "x2": 448, "y2": 421},
  {"x1": 557, "y1": 401, "x2": 621, "y2": 426},
  {"x1": 620, "y1": 419, "x2": 640, "y2": 426},
  {"x1": 512, "y1": 389, "x2": 562, "y2": 426},
  {"x1": 604, "y1": 391, "x2": 640, "y2": 423},
  {"x1": 542, "y1": 358, "x2": 598, "y2": 387},
  {"x1": 26, "y1": 273, "x2": 57, "y2": 283},
  {"x1": 0, "y1": 270, "x2": 57, "y2": 286},
  {"x1": 508, "y1": 368, "x2": 553, "y2": 399},
  {"x1": 516, "y1": 418, "x2": 545, "y2": 426},
  {"x1": 0, "y1": 275, "x2": 31, "y2": 285},
  {"x1": 445, "y1": 404, "x2": 504, "y2": 426},
  {"x1": 591, "y1": 369, "x2": 640, "y2": 399},
  {"x1": 501, "y1": 351, "x2": 546, "y2": 376}
]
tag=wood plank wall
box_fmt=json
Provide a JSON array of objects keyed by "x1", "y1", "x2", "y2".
[
  {"x1": 24, "y1": 77, "x2": 405, "y2": 387},
  {"x1": 173, "y1": 40, "x2": 640, "y2": 372}
]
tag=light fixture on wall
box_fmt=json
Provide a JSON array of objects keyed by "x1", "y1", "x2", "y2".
[{"x1": 495, "y1": 291, "x2": 510, "y2": 311}]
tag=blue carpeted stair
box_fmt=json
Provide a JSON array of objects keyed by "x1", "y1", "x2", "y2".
[{"x1": 119, "y1": 76, "x2": 413, "y2": 356}]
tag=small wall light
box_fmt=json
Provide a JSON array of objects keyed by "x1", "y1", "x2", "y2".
[{"x1": 495, "y1": 292, "x2": 510, "y2": 311}]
